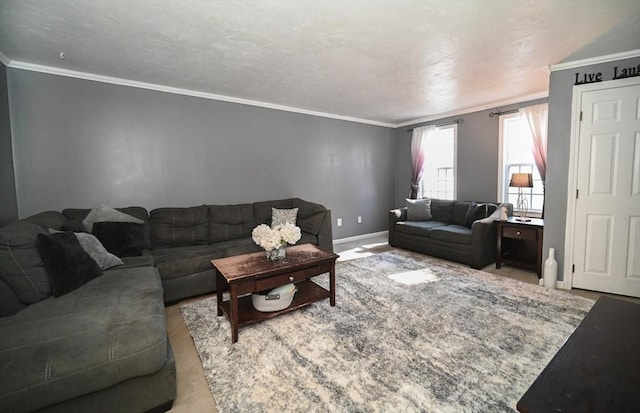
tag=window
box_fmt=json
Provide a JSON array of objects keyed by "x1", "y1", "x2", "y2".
[
  {"x1": 498, "y1": 113, "x2": 544, "y2": 213},
  {"x1": 419, "y1": 124, "x2": 457, "y2": 200}
]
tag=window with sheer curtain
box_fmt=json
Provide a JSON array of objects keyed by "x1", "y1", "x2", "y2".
[
  {"x1": 418, "y1": 125, "x2": 457, "y2": 200},
  {"x1": 498, "y1": 113, "x2": 544, "y2": 213}
]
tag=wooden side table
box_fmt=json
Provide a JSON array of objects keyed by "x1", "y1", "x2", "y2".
[{"x1": 495, "y1": 217, "x2": 544, "y2": 278}]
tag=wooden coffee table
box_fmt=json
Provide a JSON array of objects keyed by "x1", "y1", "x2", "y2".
[{"x1": 212, "y1": 243, "x2": 339, "y2": 343}]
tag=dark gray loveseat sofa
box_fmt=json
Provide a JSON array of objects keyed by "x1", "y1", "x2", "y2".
[
  {"x1": 0, "y1": 197, "x2": 332, "y2": 412},
  {"x1": 389, "y1": 198, "x2": 512, "y2": 269}
]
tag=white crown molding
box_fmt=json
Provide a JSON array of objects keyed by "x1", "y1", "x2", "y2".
[
  {"x1": 6, "y1": 60, "x2": 396, "y2": 128},
  {"x1": 4, "y1": 58, "x2": 556, "y2": 129},
  {"x1": 0, "y1": 51, "x2": 10, "y2": 66},
  {"x1": 395, "y1": 91, "x2": 549, "y2": 128},
  {"x1": 550, "y1": 49, "x2": 640, "y2": 72}
]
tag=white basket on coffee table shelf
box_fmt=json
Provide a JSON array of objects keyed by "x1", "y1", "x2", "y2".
[{"x1": 251, "y1": 283, "x2": 297, "y2": 312}]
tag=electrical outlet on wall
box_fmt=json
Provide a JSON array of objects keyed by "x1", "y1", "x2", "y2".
[
  {"x1": 357, "y1": 216, "x2": 362, "y2": 223},
  {"x1": 337, "y1": 218, "x2": 342, "y2": 227}
]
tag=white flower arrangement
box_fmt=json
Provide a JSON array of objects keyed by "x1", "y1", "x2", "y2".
[{"x1": 252, "y1": 223, "x2": 301, "y2": 251}]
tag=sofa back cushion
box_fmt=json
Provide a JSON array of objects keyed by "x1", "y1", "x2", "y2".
[
  {"x1": 452, "y1": 201, "x2": 475, "y2": 226},
  {"x1": 150, "y1": 206, "x2": 209, "y2": 248},
  {"x1": 23, "y1": 211, "x2": 70, "y2": 231},
  {"x1": 251, "y1": 198, "x2": 328, "y2": 235},
  {"x1": 293, "y1": 198, "x2": 329, "y2": 235},
  {"x1": 430, "y1": 199, "x2": 455, "y2": 223},
  {"x1": 253, "y1": 198, "x2": 295, "y2": 225},
  {"x1": 208, "y1": 204, "x2": 256, "y2": 243},
  {"x1": 0, "y1": 221, "x2": 51, "y2": 304},
  {"x1": 62, "y1": 206, "x2": 151, "y2": 249}
]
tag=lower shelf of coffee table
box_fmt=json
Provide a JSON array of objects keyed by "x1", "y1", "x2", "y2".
[{"x1": 219, "y1": 279, "x2": 330, "y2": 327}]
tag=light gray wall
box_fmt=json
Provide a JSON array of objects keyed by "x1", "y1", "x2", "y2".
[
  {"x1": 394, "y1": 98, "x2": 548, "y2": 207},
  {"x1": 0, "y1": 62, "x2": 18, "y2": 226},
  {"x1": 545, "y1": 56, "x2": 640, "y2": 282},
  {"x1": 7, "y1": 69, "x2": 396, "y2": 239}
]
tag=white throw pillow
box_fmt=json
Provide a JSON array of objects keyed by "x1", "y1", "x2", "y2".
[
  {"x1": 271, "y1": 208, "x2": 298, "y2": 228},
  {"x1": 82, "y1": 203, "x2": 143, "y2": 232}
]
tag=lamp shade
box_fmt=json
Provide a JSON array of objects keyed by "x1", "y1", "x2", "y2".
[{"x1": 509, "y1": 173, "x2": 533, "y2": 188}]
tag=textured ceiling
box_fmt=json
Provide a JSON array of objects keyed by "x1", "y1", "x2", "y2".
[{"x1": 1, "y1": 0, "x2": 639, "y2": 126}]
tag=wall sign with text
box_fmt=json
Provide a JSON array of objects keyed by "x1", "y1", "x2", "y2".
[{"x1": 574, "y1": 63, "x2": 639, "y2": 85}]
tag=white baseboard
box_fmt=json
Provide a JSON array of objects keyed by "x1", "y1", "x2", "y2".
[
  {"x1": 538, "y1": 278, "x2": 566, "y2": 290},
  {"x1": 333, "y1": 231, "x2": 388, "y2": 245}
]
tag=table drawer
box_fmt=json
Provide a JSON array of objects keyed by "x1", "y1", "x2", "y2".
[
  {"x1": 254, "y1": 266, "x2": 320, "y2": 291},
  {"x1": 503, "y1": 226, "x2": 537, "y2": 241}
]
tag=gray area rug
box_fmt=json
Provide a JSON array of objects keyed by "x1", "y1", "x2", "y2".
[{"x1": 181, "y1": 249, "x2": 594, "y2": 412}]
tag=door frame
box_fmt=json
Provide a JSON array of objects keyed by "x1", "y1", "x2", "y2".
[{"x1": 563, "y1": 76, "x2": 640, "y2": 290}]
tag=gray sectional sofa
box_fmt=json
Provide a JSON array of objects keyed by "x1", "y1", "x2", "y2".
[
  {"x1": 389, "y1": 198, "x2": 512, "y2": 269},
  {"x1": 0, "y1": 197, "x2": 332, "y2": 413}
]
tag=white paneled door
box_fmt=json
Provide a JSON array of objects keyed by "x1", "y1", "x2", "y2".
[{"x1": 571, "y1": 78, "x2": 640, "y2": 297}]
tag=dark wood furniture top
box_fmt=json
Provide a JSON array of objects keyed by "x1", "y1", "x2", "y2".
[
  {"x1": 517, "y1": 296, "x2": 640, "y2": 412},
  {"x1": 496, "y1": 217, "x2": 544, "y2": 278},
  {"x1": 212, "y1": 243, "x2": 339, "y2": 343}
]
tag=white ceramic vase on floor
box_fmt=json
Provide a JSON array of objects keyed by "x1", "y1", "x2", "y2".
[{"x1": 544, "y1": 248, "x2": 558, "y2": 289}]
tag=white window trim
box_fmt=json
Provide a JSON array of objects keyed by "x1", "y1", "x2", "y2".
[
  {"x1": 418, "y1": 123, "x2": 458, "y2": 200},
  {"x1": 497, "y1": 112, "x2": 518, "y2": 203},
  {"x1": 497, "y1": 113, "x2": 543, "y2": 215}
]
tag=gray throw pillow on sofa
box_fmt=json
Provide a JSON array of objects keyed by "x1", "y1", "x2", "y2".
[
  {"x1": 36, "y1": 232, "x2": 103, "y2": 297},
  {"x1": 49, "y1": 229, "x2": 123, "y2": 270},
  {"x1": 82, "y1": 203, "x2": 144, "y2": 232},
  {"x1": 405, "y1": 198, "x2": 432, "y2": 221}
]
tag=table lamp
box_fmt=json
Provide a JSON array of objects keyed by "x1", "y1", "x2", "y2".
[{"x1": 510, "y1": 173, "x2": 533, "y2": 222}]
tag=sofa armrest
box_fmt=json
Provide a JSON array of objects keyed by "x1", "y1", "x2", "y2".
[
  {"x1": 388, "y1": 208, "x2": 407, "y2": 247},
  {"x1": 469, "y1": 217, "x2": 498, "y2": 269},
  {"x1": 316, "y1": 209, "x2": 334, "y2": 252}
]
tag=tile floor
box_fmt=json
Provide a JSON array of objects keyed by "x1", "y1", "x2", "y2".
[{"x1": 165, "y1": 234, "x2": 638, "y2": 412}]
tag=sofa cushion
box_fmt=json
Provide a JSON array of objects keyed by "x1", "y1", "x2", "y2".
[
  {"x1": 23, "y1": 211, "x2": 70, "y2": 231},
  {"x1": 92, "y1": 221, "x2": 144, "y2": 257},
  {"x1": 297, "y1": 232, "x2": 319, "y2": 246},
  {"x1": 0, "y1": 267, "x2": 168, "y2": 413},
  {"x1": 0, "y1": 277, "x2": 25, "y2": 317},
  {"x1": 0, "y1": 221, "x2": 51, "y2": 304},
  {"x1": 452, "y1": 201, "x2": 474, "y2": 226},
  {"x1": 150, "y1": 206, "x2": 208, "y2": 248},
  {"x1": 293, "y1": 198, "x2": 328, "y2": 235},
  {"x1": 429, "y1": 225, "x2": 473, "y2": 245},
  {"x1": 214, "y1": 238, "x2": 263, "y2": 257},
  {"x1": 36, "y1": 232, "x2": 103, "y2": 297},
  {"x1": 116, "y1": 249, "x2": 155, "y2": 269},
  {"x1": 395, "y1": 220, "x2": 448, "y2": 237},
  {"x1": 152, "y1": 245, "x2": 222, "y2": 280},
  {"x1": 406, "y1": 198, "x2": 432, "y2": 221},
  {"x1": 62, "y1": 206, "x2": 152, "y2": 249},
  {"x1": 208, "y1": 204, "x2": 256, "y2": 243},
  {"x1": 430, "y1": 199, "x2": 455, "y2": 223},
  {"x1": 296, "y1": 213, "x2": 324, "y2": 235}
]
